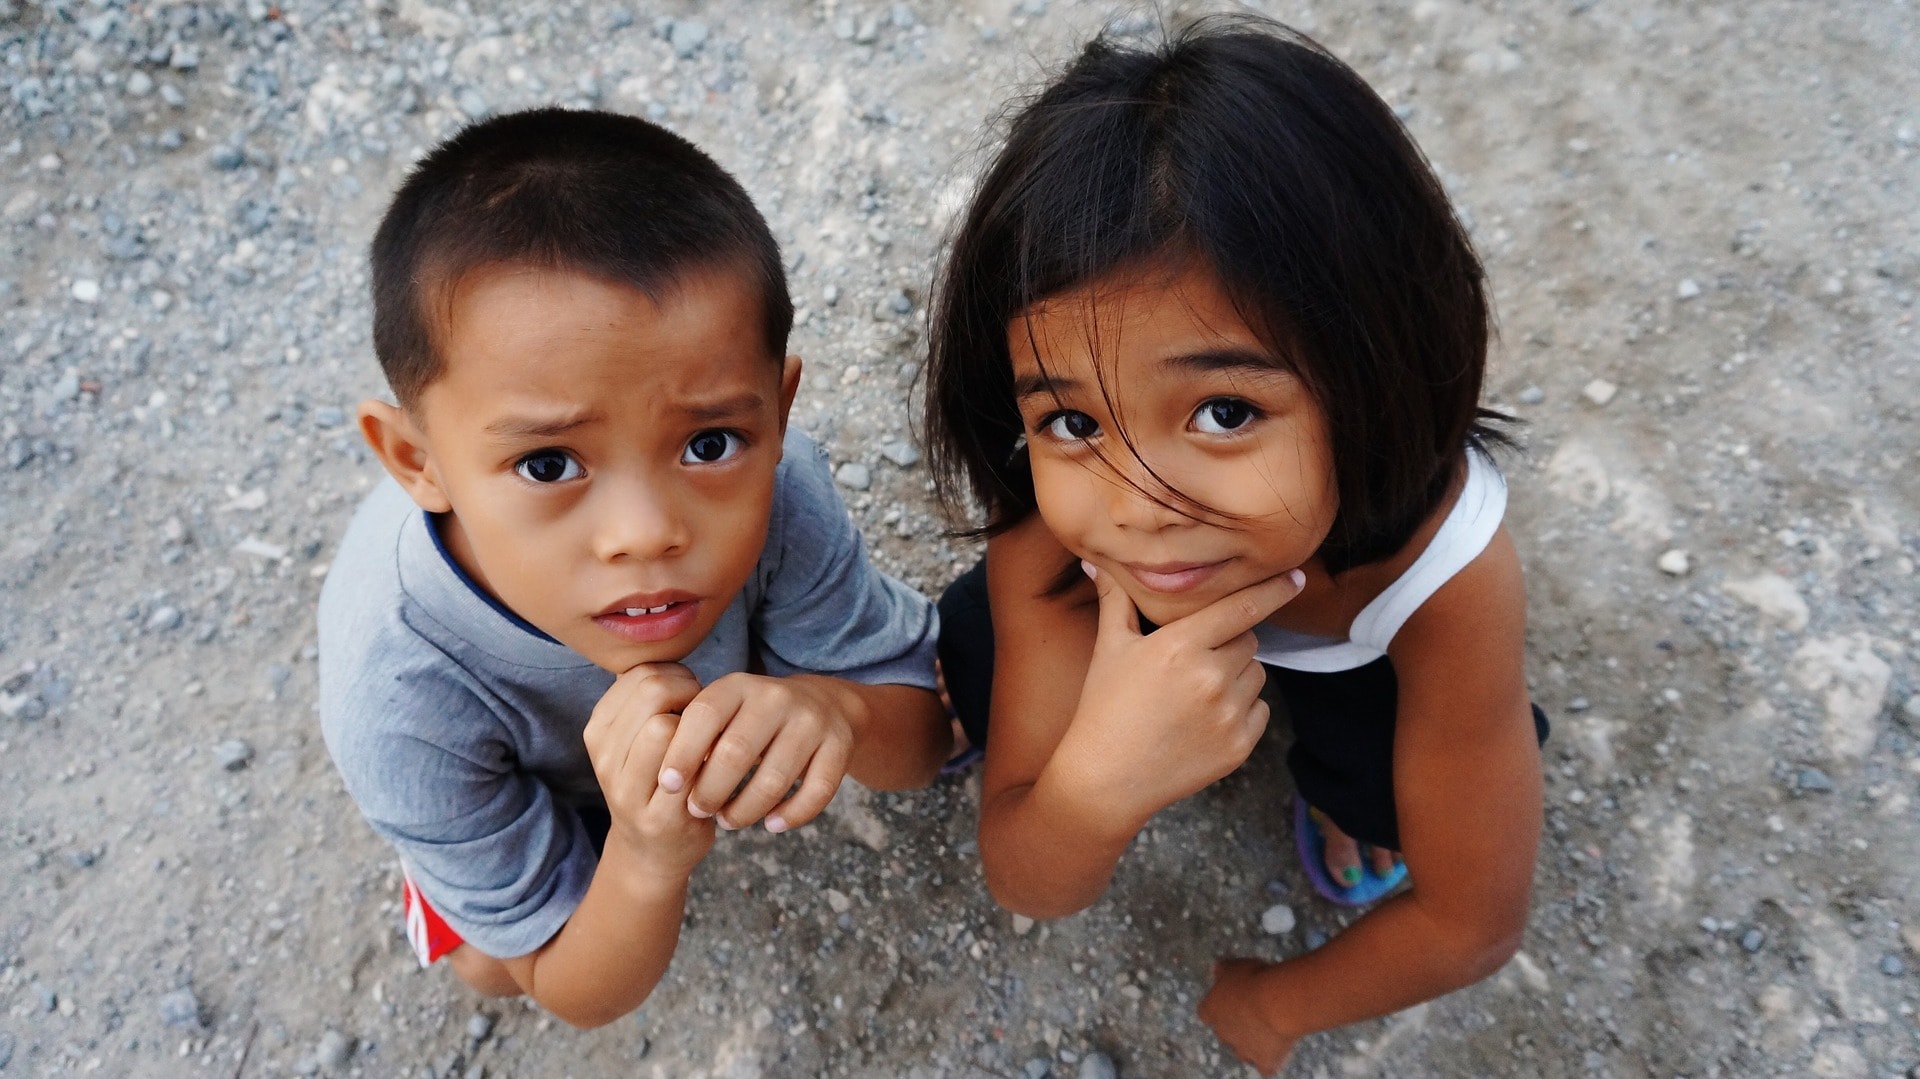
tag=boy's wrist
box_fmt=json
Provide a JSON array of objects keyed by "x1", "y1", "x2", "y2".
[{"x1": 599, "y1": 831, "x2": 700, "y2": 899}]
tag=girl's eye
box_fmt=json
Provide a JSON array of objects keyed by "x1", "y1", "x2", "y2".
[
  {"x1": 683, "y1": 430, "x2": 744, "y2": 464},
  {"x1": 1192, "y1": 398, "x2": 1258, "y2": 435},
  {"x1": 514, "y1": 450, "x2": 582, "y2": 484},
  {"x1": 1042, "y1": 411, "x2": 1100, "y2": 442}
]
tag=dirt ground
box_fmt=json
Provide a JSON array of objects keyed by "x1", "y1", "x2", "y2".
[{"x1": 2, "y1": 1, "x2": 1917, "y2": 1076}]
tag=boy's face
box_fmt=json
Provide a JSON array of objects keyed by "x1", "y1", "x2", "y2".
[{"x1": 366, "y1": 262, "x2": 799, "y2": 674}]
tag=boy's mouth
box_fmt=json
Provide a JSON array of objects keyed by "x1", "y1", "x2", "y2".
[{"x1": 595, "y1": 591, "x2": 702, "y2": 643}]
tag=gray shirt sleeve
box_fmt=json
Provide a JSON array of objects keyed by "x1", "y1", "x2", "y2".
[{"x1": 751, "y1": 431, "x2": 939, "y2": 688}]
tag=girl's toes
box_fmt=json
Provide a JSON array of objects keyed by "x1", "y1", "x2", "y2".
[
  {"x1": 1318, "y1": 822, "x2": 1364, "y2": 886},
  {"x1": 1370, "y1": 846, "x2": 1400, "y2": 877}
]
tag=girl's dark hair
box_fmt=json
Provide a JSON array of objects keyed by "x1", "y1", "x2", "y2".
[
  {"x1": 924, "y1": 17, "x2": 1507, "y2": 574},
  {"x1": 372, "y1": 108, "x2": 792, "y2": 408}
]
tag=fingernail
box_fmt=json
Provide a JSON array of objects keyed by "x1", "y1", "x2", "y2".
[
  {"x1": 1080, "y1": 559, "x2": 1097, "y2": 580},
  {"x1": 716, "y1": 814, "x2": 738, "y2": 831},
  {"x1": 1340, "y1": 866, "x2": 1361, "y2": 886},
  {"x1": 659, "y1": 768, "x2": 684, "y2": 792},
  {"x1": 1287, "y1": 568, "x2": 1306, "y2": 588},
  {"x1": 686, "y1": 802, "x2": 714, "y2": 819},
  {"x1": 765, "y1": 815, "x2": 787, "y2": 834}
]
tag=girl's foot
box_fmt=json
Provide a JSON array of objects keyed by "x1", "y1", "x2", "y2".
[{"x1": 1308, "y1": 805, "x2": 1399, "y2": 888}]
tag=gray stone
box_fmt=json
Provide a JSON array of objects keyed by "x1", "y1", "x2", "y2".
[
  {"x1": 34, "y1": 984, "x2": 55, "y2": 1012},
  {"x1": 210, "y1": 145, "x2": 246, "y2": 171},
  {"x1": 892, "y1": 4, "x2": 917, "y2": 29},
  {"x1": 1077, "y1": 1052, "x2": 1117, "y2": 1079},
  {"x1": 312, "y1": 407, "x2": 346, "y2": 429},
  {"x1": 0, "y1": 1030, "x2": 15, "y2": 1069},
  {"x1": 216, "y1": 739, "x2": 255, "y2": 772},
  {"x1": 878, "y1": 441, "x2": 921, "y2": 468},
  {"x1": 126, "y1": 70, "x2": 154, "y2": 97},
  {"x1": 835, "y1": 462, "x2": 871, "y2": 491},
  {"x1": 1882, "y1": 954, "x2": 1906, "y2": 977},
  {"x1": 669, "y1": 19, "x2": 709, "y2": 58},
  {"x1": 1260, "y1": 903, "x2": 1296, "y2": 935},
  {"x1": 1517, "y1": 384, "x2": 1545, "y2": 405},
  {"x1": 466, "y1": 1012, "x2": 494, "y2": 1042},
  {"x1": 457, "y1": 90, "x2": 489, "y2": 120},
  {"x1": 6, "y1": 438, "x2": 31, "y2": 470},
  {"x1": 158, "y1": 987, "x2": 204, "y2": 1030},
  {"x1": 1795, "y1": 767, "x2": 1834, "y2": 793},
  {"x1": 1023, "y1": 1059, "x2": 1052, "y2": 1079},
  {"x1": 146, "y1": 606, "x2": 183, "y2": 632},
  {"x1": 315, "y1": 1029, "x2": 353, "y2": 1070},
  {"x1": 1741, "y1": 927, "x2": 1765, "y2": 953}
]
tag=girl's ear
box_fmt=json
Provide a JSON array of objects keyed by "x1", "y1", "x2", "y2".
[
  {"x1": 775, "y1": 354, "x2": 803, "y2": 436},
  {"x1": 357, "y1": 399, "x2": 453, "y2": 514}
]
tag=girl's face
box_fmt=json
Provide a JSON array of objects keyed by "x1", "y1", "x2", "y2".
[{"x1": 1009, "y1": 261, "x2": 1338, "y2": 626}]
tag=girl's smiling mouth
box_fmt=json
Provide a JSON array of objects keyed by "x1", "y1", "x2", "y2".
[{"x1": 1119, "y1": 559, "x2": 1230, "y2": 594}]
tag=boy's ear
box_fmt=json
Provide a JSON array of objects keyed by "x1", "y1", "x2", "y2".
[
  {"x1": 357, "y1": 399, "x2": 453, "y2": 514},
  {"x1": 775, "y1": 354, "x2": 802, "y2": 436}
]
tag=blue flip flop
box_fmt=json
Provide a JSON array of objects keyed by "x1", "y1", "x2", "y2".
[{"x1": 1293, "y1": 797, "x2": 1407, "y2": 906}]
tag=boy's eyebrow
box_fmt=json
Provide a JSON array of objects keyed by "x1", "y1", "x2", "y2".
[
  {"x1": 676, "y1": 391, "x2": 769, "y2": 421},
  {"x1": 486, "y1": 413, "x2": 596, "y2": 439}
]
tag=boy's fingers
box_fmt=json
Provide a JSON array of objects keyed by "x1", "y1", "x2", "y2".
[
  {"x1": 1181, "y1": 568, "x2": 1306, "y2": 648},
  {"x1": 685, "y1": 685, "x2": 779, "y2": 819},
  {"x1": 656, "y1": 691, "x2": 733, "y2": 795},
  {"x1": 716, "y1": 724, "x2": 814, "y2": 830},
  {"x1": 616, "y1": 711, "x2": 680, "y2": 805},
  {"x1": 763, "y1": 736, "x2": 850, "y2": 834},
  {"x1": 1083, "y1": 560, "x2": 1142, "y2": 644}
]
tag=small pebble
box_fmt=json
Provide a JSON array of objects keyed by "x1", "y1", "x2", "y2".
[
  {"x1": 1011, "y1": 914, "x2": 1035, "y2": 936},
  {"x1": 1795, "y1": 767, "x2": 1834, "y2": 793},
  {"x1": 1882, "y1": 954, "x2": 1906, "y2": 977},
  {"x1": 457, "y1": 90, "x2": 489, "y2": 120},
  {"x1": 1567, "y1": 697, "x2": 1590, "y2": 712},
  {"x1": 834, "y1": 462, "x2": 871, "y2": 491},
  {"x1": 312, "y1": 406, "x2": 347, "y2": 429},
  {"x1": 315, "y1": 1029, "x2": 354, "y2": 1070},
  {"x1": 210, "y1": 146, "x2": 247, "y2": 171},
  {"x1": 669, "y1": 19, "x2": 709, "y2": 58},
  {"x1": 1077, "y1": 1051, "x2": 1118, "y2": 1079},
  {"x1": 1516, "y1": 385, "x2": 1546, "y2": 405},
  {"x1": 1580, "y1": 379, "x2": 1617, "y2": 407},
  {"x1": 878, "y1": 440, "x2": 921, "y2": 468},
  {"x1": 1657, "y1": 549, "x2": 1690, "y2": 576},
  {"x1": 0, "y1": 1030, "x2": 15, "y2": 1069},
  {"x1": 1260, "y1": 903, "x2": 1296, "y2": 935},
  {"x1": 1676, "y1": 278, "x2": 1702, "y2": 300},
  {"x1": 70, "y1": 279, "x2": 101, "y2": 304},
  {"x1": 158, "y1": 987, "x2": 204, "y2": 1030},
  {"x1": 146, "y1": 605, "x2": 183, "y2": 632},
  {"x1": 216, "y1": 739, "x2": 256, "y2": 772},
  {"x1": 1024, "y1": 1059, "x2": 1052, "y2": 1079},
  {"x1": 126, "y1": 70, "x2": 155, "y2": 97},
  {"x1": 467, "y1": 1012, "x2": 494, "y2": 1042},
  {"x1": 1741, "y1": 928, "x2": 1765, "y2": 953}
]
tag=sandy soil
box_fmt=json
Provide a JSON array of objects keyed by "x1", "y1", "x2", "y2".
[{"x1": 1, "y1": 1, "x2": 1916, "y2": 1076}]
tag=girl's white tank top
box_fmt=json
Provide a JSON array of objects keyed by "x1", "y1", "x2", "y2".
[{"x1": 1253, "y1": 449, "x2": 1506, "y2": 673}]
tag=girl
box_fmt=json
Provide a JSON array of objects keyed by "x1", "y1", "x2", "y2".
[{"x1": 924, "y1": 17, "x2": 1548, "y2": 1075}]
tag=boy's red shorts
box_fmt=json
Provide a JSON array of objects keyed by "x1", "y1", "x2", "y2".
[{"x1": 401, "y1": 871, "x2": 464, "y2": 966}]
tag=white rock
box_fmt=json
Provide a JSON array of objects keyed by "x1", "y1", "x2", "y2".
[
  {"x1": 1580, "y1": 379, "x2": 1617, "y2": 407},
  {"x1": 1676, "y1": 278, "x2": 1702, "y2": 300},
  {"x1": 825, "y1": 888, "x2": 852, "y2": 915},
  {"x1": 70, "y1": 279, "x2": 101, "y2": 304},
  {"x1": 1790, "y1": 634, "x2": 1892, "y2": 760},
  {"x1": 1259, "y1": 903, "x2": 1296, "y2": 935},
  {"x1": 1657, "y1": 549, "x2": 1690, "y2": 576},
  {"x1": 1720, "y1": 573, "x2": 1809, "y2": 631},
  {"x1": 834, "y1": 462, "x2": 871, "y2": 490},
  {"x1": 1011, "y1": 914, "x2": 1035, "y2": 936}
]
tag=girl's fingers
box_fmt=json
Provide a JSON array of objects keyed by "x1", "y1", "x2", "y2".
[
  {"x1": 1082, "y1": 560, "x2": 1143, "y2": 643},
  {"x1": 716, "y1": 724, "x2": 816, "y2": 830},
  {"x1": 1181, "y1": 569, "x2": 1306, "y2": 649},
  {"x1": 763, "y1": 734, "x2": 851, "y2": 834}
]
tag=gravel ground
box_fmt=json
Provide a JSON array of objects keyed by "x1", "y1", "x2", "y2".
[{"x1": 2, "y1": 1, "x2": 1917, "y2": 1077}]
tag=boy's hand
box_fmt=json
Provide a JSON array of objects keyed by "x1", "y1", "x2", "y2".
[
  {"x1": 1054, "y1": 564, "x2": 1304, "y2": 828},
  {"x1": 654, "y1": 672, "x2": 855, "y2": 834},
  {"x1": 1199, "y1": 959, "x2": 1298, "y2": 1076},
  {"x1": 582, "y1": 662, "x2": 715, "y2": 878}
]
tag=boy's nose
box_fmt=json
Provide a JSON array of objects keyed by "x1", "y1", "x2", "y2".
[{"x1": 591, "y1": 482, "x2": 690, "y2": 562}]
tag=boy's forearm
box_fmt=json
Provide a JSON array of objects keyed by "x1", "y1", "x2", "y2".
[
  {"x1": 1249, "y1": 893, "x2": 1524, "y2": 1038},
  {"x1": 789, "y1": 676, "x2": 950, "y2": 789},
  {"x1": 502, "y1": 841, "x2": 692, "y2": 1029}
]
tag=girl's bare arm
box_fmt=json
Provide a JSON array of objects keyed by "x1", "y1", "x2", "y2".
[{"x1": 1208, "y1": 527, "x2": 1543, "y2": 1053}]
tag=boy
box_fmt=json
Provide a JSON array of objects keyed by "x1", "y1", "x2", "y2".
[{"x1": 317, "y1": 108, "x2": 949, "y2": 1028}]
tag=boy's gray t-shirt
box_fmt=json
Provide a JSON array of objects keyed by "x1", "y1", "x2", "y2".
[{"x1": 318, "y1": 429, "x2": 936, "y2": 959}]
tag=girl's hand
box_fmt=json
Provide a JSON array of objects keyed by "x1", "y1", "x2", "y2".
[
  {"x1": 1053, "y1": 564, "x2": 1304, "y2": 828},
  {"x1": 1199, "y1": 959, "x2": 1298, "y2": 1076},
  {"x1": 582, "y1": 663, "x2": 718, "y2": 880}
]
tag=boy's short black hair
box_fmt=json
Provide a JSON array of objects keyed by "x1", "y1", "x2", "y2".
[
  {"x1": 924, "y1": 17, "x2": 1506, "y2": 574},
  {"x1": 372, "y1": 108, "x2": 793, "y2": 407}
]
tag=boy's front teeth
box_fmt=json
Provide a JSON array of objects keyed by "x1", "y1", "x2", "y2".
[{"x1": 623, "y1": 604, "x2": 672, "y2": 616}]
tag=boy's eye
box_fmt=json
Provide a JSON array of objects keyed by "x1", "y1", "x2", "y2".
[
  {"x1": 1192, "y1": 398, "x2": 1258, "y2": 435},
  {"x1": 1042, "y1": 411, "x2": 1100, "y2": 442},
  {"x1": 683, "y1": 430, "x2": 743, "y2": 464},
  {"x1": 515, "y1": 450, "x2": 583, "y2": 484}
]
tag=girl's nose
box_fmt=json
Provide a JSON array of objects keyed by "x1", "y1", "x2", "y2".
[
  {"x1": 1100, "y1": 467, "x2": 1185, "y2": 533},
  {"x1": 591, "y1": 479, "x2": 690, "y2": 563}
]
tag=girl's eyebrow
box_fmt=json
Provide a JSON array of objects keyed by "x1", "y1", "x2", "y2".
[
  {"x1": 1013, "y1": 373, "x2": 1079, "y2": 401},
  {"x1": 1162, "y1": 347, "x2": 1285, "y2": 377}
]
